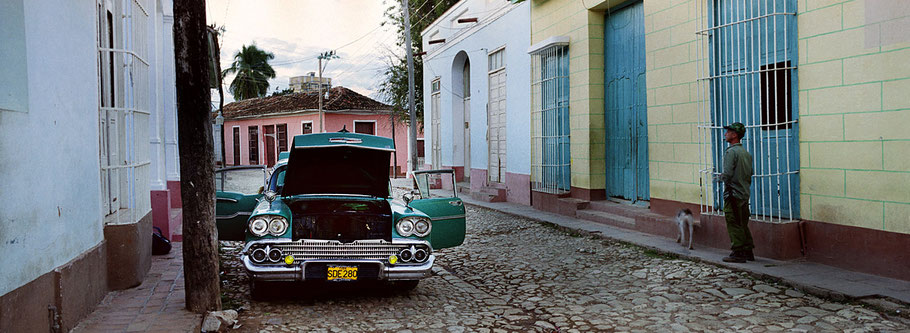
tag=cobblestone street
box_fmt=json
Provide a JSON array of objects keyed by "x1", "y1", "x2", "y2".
[{"x1": 218, "y1": 203, "x2": 909, "y2": 332}]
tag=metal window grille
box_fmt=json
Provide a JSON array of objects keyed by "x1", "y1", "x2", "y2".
[
  {"x1": 97, "y1": 0, "x2": 151, "y2": 224},
  {"x1": 530, "y1": 46, "x2": 570, "y2": 194},
  {"x1": 695, "y1": 0, "x2": 800, "y2": 222},
  {"x1": 248, "y1": 126, "x2": 259, "y2": 164},
  {"x1": 277, "y1": 123, "x2": 288, "y2": 152},
  {"x1": 232, "y1": 127, "x2": 241, "y2": 165}
]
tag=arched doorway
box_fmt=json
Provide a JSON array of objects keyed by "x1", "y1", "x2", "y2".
[{"x1": 451, "y1": 51, "x2": 471, "y2": 182}]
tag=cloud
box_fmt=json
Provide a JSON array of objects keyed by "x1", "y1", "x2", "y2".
[{"x1": 207, "y1": 0, "x2": 400, "y2": 104}]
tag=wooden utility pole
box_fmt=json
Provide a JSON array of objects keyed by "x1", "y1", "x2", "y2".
[
  {"x1": 173, "y1": 0, "x2": 221, "y2": 313},
  {"x1": 318, "y1": 56, "x2": 324, "y2": 133},
  {"x1": 402, "y1": 0, "x2": 418, "y2": 175},
  {"x1": 317, "y1": 50, "x2": 337, "y2": 133}
]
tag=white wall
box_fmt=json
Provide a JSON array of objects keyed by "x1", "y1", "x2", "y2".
[
  {"x1": 149, "y1": 0, "x2": 177, "y2": 190},
  {"x1": 0, "y1": 0, "x2": 104, "y2": 295},
  {"x1": 422, "y1": 0, "x2": 532, "y2": 175}
]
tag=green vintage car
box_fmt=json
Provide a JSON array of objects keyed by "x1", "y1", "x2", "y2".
[{"x1": 214, "y1": 132, "x2": 465, "y2": 297}]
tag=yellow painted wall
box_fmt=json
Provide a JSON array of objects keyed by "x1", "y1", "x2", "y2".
[
  {"x1": 530, "y1": 0, "x2": 614, "y2": 191},
  {"x1": 797, "y1": 0, "x2": 910, "y2": 234},
  {"x1": 641, "y1": 0, "x2": 910, "y2": 234},
  {"x1": 643, "y1": 0, "x2": 703, "y2": 205}
]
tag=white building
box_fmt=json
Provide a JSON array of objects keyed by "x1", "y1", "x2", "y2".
[
  {"x1": 290, "y1": 72, "x2": 332, "y2": 94},
  {"x1": 421, "y1": 0, "x2": 531, "y2": 204},
  {"x1": 0, "y1": 0, "x2": 179, "y2": 331}
]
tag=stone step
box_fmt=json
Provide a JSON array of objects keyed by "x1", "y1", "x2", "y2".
[
  {"x1": 588, "y1": 199, "x2": 649, "y2": 218},
  {"x1": 577, "y1": 209, "x2": 636, "y2": 229},
  {"x1": 557, "y1": 197, "x2": 589, "y2": 216},
  {"x1": 472, "y1": 186, "x2": 506, "y2": 202},
  {"x1": 456, "y1": 182, "x2": 471, "y2": 194}
]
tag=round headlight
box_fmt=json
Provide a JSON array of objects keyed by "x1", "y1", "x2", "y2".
[
  {"x1": 249, "y1": 218, "x2": 268, "y2": 236},
  {"x1": 268, "y1": 217, "x2": 288, "y2": 236},
  {"x1": 397, "y1": 219, "x2": 415, "y2": 237},
  {"x1": 251, "y1": 248, "x2": 267, "y2": 263},
  {"x1": 413, "y1": 218, "x2": 432, "y2": 237}
]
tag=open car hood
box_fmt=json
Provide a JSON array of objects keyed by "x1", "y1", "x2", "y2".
[{"x1": 281, "y1": 133, "x2": 394, "y2": 197}]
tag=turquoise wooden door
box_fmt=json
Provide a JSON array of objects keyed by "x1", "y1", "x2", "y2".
[
  {"x1": 710, "y1": 0, "x2": 799, "y2": 218},
  {"x1": 604, "y1": 1, "x2": 649, "y2": 201}
]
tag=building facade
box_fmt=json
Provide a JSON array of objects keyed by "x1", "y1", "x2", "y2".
[
  {"x1": 290, "y1": 72, "x2": 333, "y2": 94},
  {"x1": 525, "y1": 0, "x2": 910, "y2": 280},
  {"x1": 223, "y1": 87, "x2": 419, "y2": 175},
  {"x1": 421, "y1": 0, "x2": 532, "y2": 204},
  {"x1": 0, "y1": 0, "x2": 179, "y2": 331}
]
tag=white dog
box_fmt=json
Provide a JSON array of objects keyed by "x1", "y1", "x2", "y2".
[{"x1": 675, "y1": 209, "x2": 699, "y2": 250}]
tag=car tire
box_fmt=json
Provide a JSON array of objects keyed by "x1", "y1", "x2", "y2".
[
  {"x1": 393, "y1": 280, "x2": 419, "y2": 292},
  {"x1": 249, "y1": 279, "x2": 270, "y2": 301}
]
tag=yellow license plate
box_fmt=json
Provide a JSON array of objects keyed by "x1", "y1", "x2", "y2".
[{"x1": 326, "y1": 266, "x2": 358, "y2": 281}]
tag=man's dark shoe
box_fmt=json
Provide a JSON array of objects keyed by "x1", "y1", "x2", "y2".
[
  {"x1": 723, "y1": 251, "x2": 748, "y2": 263},
  {"x1": 744, "y1": 250, "x2": 755, "y2": 261}
]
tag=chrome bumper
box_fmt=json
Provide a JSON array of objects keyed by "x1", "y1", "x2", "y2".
[{"x1": 242, "y1": 254, "x2": 435, "y2": 282}]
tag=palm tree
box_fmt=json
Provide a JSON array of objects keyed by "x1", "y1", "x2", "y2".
[{"x1": 222, "y1": 44, "x2": 276, "y2": 100}]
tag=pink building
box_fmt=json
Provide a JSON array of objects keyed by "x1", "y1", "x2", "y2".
[{"x1": 222, "y1": 87, "x2": 422, "y2": 176}]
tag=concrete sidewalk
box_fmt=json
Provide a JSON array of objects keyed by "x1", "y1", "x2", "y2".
[
  {"x1": 391, "y1": 178, "x2": 910, "y2": 306},
  {"x1": 72, "y1": 243, "x2": 201, "y2": 333}
]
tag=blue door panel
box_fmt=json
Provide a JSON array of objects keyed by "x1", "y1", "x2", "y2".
[{"x1": 605, "y1": 1, "x2": 649, "y2": 201}]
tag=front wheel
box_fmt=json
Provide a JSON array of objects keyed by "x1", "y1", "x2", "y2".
[
  {"x1": 392, "y1": 280, "x2": 419, "y2": 292},
  {"x1": 249, "y1": 279, "x2": 271, "y2": 301}
]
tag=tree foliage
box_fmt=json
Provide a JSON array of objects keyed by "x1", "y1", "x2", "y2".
[
  {"x1": 377, "y1": 0, "x2": 458, "y2": 126},
  {"x1": 222, "y1": 44, "x2": 276, "y2": 100},
  {"x1": 270, "y1": 87, "x2": 295, "y2": 97}
]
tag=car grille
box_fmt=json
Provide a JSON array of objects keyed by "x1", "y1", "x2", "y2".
[{"x1": 268, "y1": 240, "x2": 426, "y2": 263}]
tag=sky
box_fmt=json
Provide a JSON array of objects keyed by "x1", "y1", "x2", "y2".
[{"x1": 205, "y1": 0, "x2": 402, "y2": 104}]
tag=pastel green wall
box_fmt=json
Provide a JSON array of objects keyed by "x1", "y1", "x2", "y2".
[
  {"x1": 796, "y1": 0, "x2": 910, "y2": 234},
  {"x1": 530, "y1": 0, "x2": 612, "y2": 191},
  {"x1": 642, "y1": 0, "x2": 703, "y2": 205}
]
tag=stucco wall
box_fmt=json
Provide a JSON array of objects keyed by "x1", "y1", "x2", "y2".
[
  {"x1": 642, "y1": 0, "x2": 703, "y2": 205},
  {"x1": 796, "y1": 0, "x2": 910, "y2": 234},
  {"x1": 530, "y1": 0, "x2": 617, "y2": 191},
  {"x1": 0, "y1": 0, "x2": 104, "y2": 295},
  {"x1": 224, "y1": 112, "x2": 418, "y2": 173},
  {"x1": 640, "y1": 0, "x2": 910, "y2": 234},
  {"x1": 422, "y1": 0, "x2": 532, "y2": 176},
  {"x1": 150, "y1": 0, "x2": 178, "y2": 190}
]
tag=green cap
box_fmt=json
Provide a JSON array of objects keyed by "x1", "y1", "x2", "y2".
[{"x1": 724, "y1": 122, "x2": 746, "y2": 137}]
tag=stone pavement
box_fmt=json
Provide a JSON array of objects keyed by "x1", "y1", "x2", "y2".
[
  {"x1": 441, "y1": 185, "x2": 910, "y2": 307},
  {"x1": 220, "y1": 194, "x2": 909, "y2": 331},
  {"x1": 72, "y1": 243, "x2": 201, "y2": 333}
]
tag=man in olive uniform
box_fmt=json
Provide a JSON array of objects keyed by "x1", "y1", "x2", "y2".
[{"x1": 720, "y1": 122, "x2": 754, "y2": 263}]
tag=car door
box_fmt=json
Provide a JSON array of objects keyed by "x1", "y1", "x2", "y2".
[
  {"x1": 409, "y1": 170, "x2": 466, "y2": 249},
  {"x1": 215, "y1": 166, "x2": 268, "y2": 241}
]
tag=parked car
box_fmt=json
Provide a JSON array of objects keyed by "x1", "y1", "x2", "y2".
[{"x1": 215, "y1": 132, "x2": 466, "y2": 298}]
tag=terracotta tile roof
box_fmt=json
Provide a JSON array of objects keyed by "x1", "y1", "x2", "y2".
[{"x1": 221, "y1": 86, "x2": 391, "y2": 119}]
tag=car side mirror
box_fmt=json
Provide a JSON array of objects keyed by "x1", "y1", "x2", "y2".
[{"x1": 258, "y1": 186, "x2": 265, "y2": 194}]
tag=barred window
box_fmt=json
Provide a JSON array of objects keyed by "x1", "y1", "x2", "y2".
[
  {"x1": 98, "y1": 0, "x2": 151, "y2": 223},
  {"x1": 248, "y1": 126, "x2": 259, "y2": 165},
  {"x1": 232, "y1": 127, "x2": 240, "y2": 165},
  {"x1": 530, "y1": 45, "x2": 570, "y2": 194},
  {"x1": 696, "y1": 0, "x2": 800, "y2": 221},
  {"x1": 277, "y1": 123, "x2": 288, "y2": 153}
]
